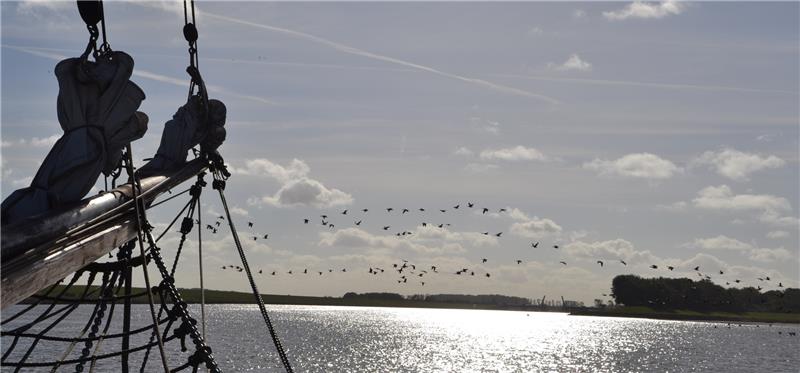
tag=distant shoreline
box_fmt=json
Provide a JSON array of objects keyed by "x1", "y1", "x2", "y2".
[
  {"x1": 570, "y1": 307, "x2": 800, "y2": 324},
  {"x1": 20, "y1": 287, "x2": 800, "y2": 324}
]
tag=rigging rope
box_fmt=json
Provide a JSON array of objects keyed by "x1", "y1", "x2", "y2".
[{"x1": 211, "y1": 168, "x2": 294, "y2": 373}]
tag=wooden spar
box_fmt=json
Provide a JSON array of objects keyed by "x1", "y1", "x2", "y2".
[{"x1": 0, "y1": 159, "x2": 207, "y2": 309}]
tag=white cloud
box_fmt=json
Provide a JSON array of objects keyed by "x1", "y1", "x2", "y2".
[
  {"x1": 583, "y1": 153, "x2": 680, "y2": 180},
  {"x1": 526, "y1": 27, "x2": 544, "y2": 37},
  {"x1": 693, "y1": 148, "x2": 784, "y2": 181},
  {"x1": 683, "y1": 235, "x2": 752, "y2": 251},
  {"x1": 12, "y1": 176, "x2": 33, "y2": 187},
  {"x1": 479, "y1": 146, "x2": 548, "y2": 162},
  {"x1": 766, "y1": 230, "x2": 789, "y2": 239},
  {"x1": 510, "y1": 218, "x2": 563, "y2": 239},
  {"x1": 318, "y1": 227, "x2": 468, "y2": 255},
  {"x1": 682, "y1": 235, "x2": 793, "y2": 263},
  {"x1": 548, "y1": 54, "x2": 592, "y2": 72},
  {"x1": 1, "y1": 134, "x2": 60, "y2": 148},
  {"x1": 692, "y1": 185, "x2": 790, "y2": 213},
  {"x1": 564, "y1": 239, "x2": 658, "y2": 263},
  {"x1": 464, "y1": 163, "x2": 498, "y2": 173},
  {"x1": 603, "y1": 1, "x2": 686, "y2": 21},
  {"x1": 237, "y1": 158, "x2": 353, "y2": 208},
  {"x1": 229, "y1": 206, "x2": 250, "y2": 216},
  {"x1": 454, "y1": 147, "x2": 473, "y2": 157},
  {"x1": 572, "y1": 9, "x2": 587, "y2": 19}
]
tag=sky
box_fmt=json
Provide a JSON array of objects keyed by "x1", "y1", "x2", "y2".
[{"x1": 1, "y1": 1, "x2": 798, "y2": 305}]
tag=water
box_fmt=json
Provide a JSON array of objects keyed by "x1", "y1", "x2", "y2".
[{"x1": 2, "y1": 304, "x2": 799, "y2": 372}]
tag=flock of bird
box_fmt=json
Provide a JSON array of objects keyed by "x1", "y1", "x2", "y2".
[{"x1": 207, "y1": 203, "x2": 788, "y2": 292}]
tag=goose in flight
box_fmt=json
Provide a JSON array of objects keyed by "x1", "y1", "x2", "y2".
[
  {"x1": 342, "y1": 209, "x2": 348, "y2": 215},
  {"x1": 650, "y1": 265, "x2": 658, "y2": 269},
  {"x1": 304, "y1": 219, "x2": 309, "y2": 224},
  {"x1": 402, "y1": 209, "x2": 409, "y2": 214},
  {"x1": 482, "y1": 208, "x2": 489, "y2": 214},
  {"x1": 517, "y1": 260, "x2": 523, "y2": 265},
  {"x1": 532, "y1": 242, "x2": 539, "y2": 248},
  {"x1": 482, "y1": 258, "x2": 488, "y2": 263},
  {"x1": 597, "y1": 260, "x2": 604, "y2": 267},
  {"x1": 248, "y1": 222, "x2": 253, "y2": 227},
  {"x1": 495, "y1": 232, "x2": 502, "y2": 237},
  {"x1": 620, "y1": 260, "x2": 627, "y2": 266},
  {"x1": 468, "y1": 202, "x2": 474, "y2": 208},
  {"x1": 559, "y1": 261, "x2": 567, "y2": 265}
]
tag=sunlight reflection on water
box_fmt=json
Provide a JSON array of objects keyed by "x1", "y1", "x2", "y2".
[{"x1": 3, "y1": 304, "x2": 799, "y2": 372}]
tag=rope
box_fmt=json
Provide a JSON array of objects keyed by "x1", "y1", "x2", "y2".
[
  {"x1": 124, "y1": 144, "x2": 171, "y2": 372},
  {"x1": 196, "y1": 173, "x2": 207, "y2": 341},
  {"x1": 212, "y1": 170, "x2": 294, "y2": 373}
]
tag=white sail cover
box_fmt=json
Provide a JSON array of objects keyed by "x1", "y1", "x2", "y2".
[{"x1": 1, "y1": 51, "x2": 147, "y2": 224}]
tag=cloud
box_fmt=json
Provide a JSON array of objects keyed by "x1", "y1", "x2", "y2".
[
  {"x1": 583, "y1": 153, "x2": 680, "y2": 180},
  {"x1": 564, "y1": 239, "x2": 658, "y2": 263},
  {"x1": 692, "y1": 148, "x2": 785, "y2": 181},
  {"x1": 318, "y1": 227, "x2": 468, "y2": 255},
  {"x1": 603, "y1": 1, "x2": 686, "y2": 21},
  {"x1": 573, "y1": 9, "x2": 587, "y2": 19},
  {"x1": 548, "y1": 54, "x2": 592, "y2": 72},
  {"x1": 453, "y1": 147, "x2": 473, "y2": 157},
  {"x1": 479, "y1": 146, "x2": 549, "y2": 162},
  {"x1": 201, "y1": 11, "x2": 560, "y2": 105},
  {"x1": 692, "y1": 185, "x2": 790, "y2": 213},
  {"x1": 1, "y1": 134, "x2": 60, "y2": 148},
  {"x1": 229, "y1": 206, "x2": 249, "y2": 216},
  {"x1": 510, "y1": 217, "x2": 563, "y2": 239},
  {"x1": 464, "y1": 163, "x2": 498, "y2": 173},
  {"x1": 237, "y1": 158, "x2": 353, "y2": 208},
  {"x1": 526, "y1": 27, "x2": 544, "y2": 37},
  {"x1": 766, "y1": 230, "x2": 789, "y2": 239},
  {"x1": 682, "y1": 235, "x2": 793, "y2": 263},
  {"x1": 683, "y1": 235, "x2": 752, "y2": 251}
]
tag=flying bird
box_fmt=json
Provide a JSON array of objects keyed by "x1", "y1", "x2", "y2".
[
  {"x1": 355, "y1": 220, "x2": 362, "y2": 226},
  {"x1": 620, "y1": 260, "x2": 627, "y2": 266},
  {"x1": 362, "y1": 209, "x2": 369, "y2": 213},
  {"x1": 559, "y1": 261, "x2": 567, "y2": 266},
  {"x1": 495, "y1": 232, "x2": 502, "y2": 237},
  {"x1": 532, "y1": 242, "x2": 539, "y2": 248},
  {"x1": 482, "y1": 258, "x2": 488, "y2": 263},
  {"x1": 667, "y1": 266, "x2": 674, "y2": 271},
  {"x1": 402, "y1": 209, "x2": 409, "y2": 214},
  {"x1": 650, "y1": 265, "x2": 658, "y2": 269},
  {"x1": 383, "y1": 226, "x2": 391, "y2": 230},
  {"x1": 517, "y1": 260, "x2": 523, "y2": 265},
  {"x1": 482, "y1": 208, "x2": 489, "y2": 214},
  {"x1": 342, "y1": 209, "x2": 348, "y2": 215},
  {"x1": 694, "y1": 266, "x2": 700, "y2": 271},
  {"x1": 248, "y1": 222, "x2": 253, "y2": 228},
  {"x1": 597, "y1": 260, "x2": 604, "y2": 267},
  {"x1": 263, "y1": 234, "x2": 269, "y2": 239},
  {"x1": 304, "y1": 219, "x2": 309, "y2": 224},
  {"x1": 553, "y1": 245, "x2": 559, "y2": 249},
  {"x1": 386, "y1": 208, "x2": 393, "y2": 212},
  {"x1": 468, "y1": 203, "x2": 474, "y2": 208},
  {"x1": 453, "y1": 204, "x2": 460, "y2": 209}
]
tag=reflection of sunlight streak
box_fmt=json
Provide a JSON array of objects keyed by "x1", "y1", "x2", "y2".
[
  {"x1": 201, "y1": 12, "x2": 560, "y2": 105},
  {"x1": 2, "y1": 44, "x2": 279, "y2": 106}
]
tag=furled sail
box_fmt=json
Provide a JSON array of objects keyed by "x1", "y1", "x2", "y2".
[{"x1": 1, "y1": 51, "x2": 147, "y2": 224}]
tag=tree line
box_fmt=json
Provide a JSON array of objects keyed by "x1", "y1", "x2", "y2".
[{"x1": 611, "y1": 275, "x2": 799, "y2": 312}]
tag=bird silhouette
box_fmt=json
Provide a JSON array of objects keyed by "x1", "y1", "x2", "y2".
[
  {"x1": 248, "y1": 222, "x2": 253, "y2": 227},
  {"x1": 482, "y1": 208, "x2": 489, "y2": 214},
  {"x1": 620, "y1": 260, "x2": 627, "y2": 266},
  {"x1": 719, "y1": 270, "x2": 724, "y2": 275},
  {"x1": 453, "y1": 204, "x2": 460, "y2": 209},
  {"x1": 362, "y1": 209, "x2": 369, "y2": 213},
  {"x1": 482, "y1": 232, "x2": 489, "y2": 235},
  {"x1": 597, "y1": 260, "x2": 604, "y2": 267},
  {"x1": 516, "y1": 260, "x2": 523, "y2": 265},
  {"x1": 553, "y1": 245, "x2": 559, "y2": 249},
  {"x1": 258, "y1": 269, "x2": 262, "y2": 274},
  {"x1": 355, "y1": 220, "x2": 362, "y2": 226},
  {"x1": 419, "y1": 208, "x2": 425, "y2": 212},
  {"x1": 422, "y1": 222, "x2": 427, "y2": 227},
  {"x1": 468, "y1": 203, "x2": 474, "y2": 208},
  {"x1": 499, "y1": 208, "x2": 507, "y2": 212},
  {"x1": 532, "y1": 242, "x2": 539, "y2": 248},
  {"x1": 386, "y1": 208, "x2": 393, "y2": 212},
  {"x1": 252, "y1": 236, "x2": 258, "y2": 241},
  {"x1": 485, "y1": 273, "x2": 491, "y2": 278},
  {"x1": 667, "y1": 266, "x2": 674, "y2": 271},
  {"x1": 321, "y1": 215, "x2": 328, "y2": 219},
  {"x1": 342, "y1": 209, "x2": 348, "y2": 215},
  {"x1": 440, "y1": 209, "x2": 446, "y2": 213},
  {"x1": 271, "y1": 271, "x2": 276, "y2": 275},
  {"x1": 482, "y1": 258, "x2": 488, "y2": 263},
  {"x1": 650, "y1": 265, "x2": 658, "y2": 269},
  {"x1": 694, "y1": 266, "x2": 700, "y2": 271},
  {"x1": 304, "y1": 219, "x2": 309, "y2": 224},
  {"x1": 263, "y1": 234, "x2": 269, "y2": 239},
  {"x1": 383, "y1": 226, "x2": 390, "y2": 230},
  {"x1": 495, "y1": 232, "x2": 502, "y2": 237},
  {"x1": 559, "y1": 261, "x2": 567, "y2": 265}
]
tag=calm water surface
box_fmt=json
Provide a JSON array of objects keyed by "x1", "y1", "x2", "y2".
[{"x1": 2, "y1": 304, "x2": 799, "y2": 372}]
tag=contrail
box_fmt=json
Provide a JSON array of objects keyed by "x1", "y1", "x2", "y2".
[
  {"x1": 492, "y1": 73, "x2": 798, "y2": 95},
  {"x1": 201, "y1": 11, "x2": 560, "y2": 105},
  {"x1": 2, "y1": 44, "x2": 279, "y2": 105}
]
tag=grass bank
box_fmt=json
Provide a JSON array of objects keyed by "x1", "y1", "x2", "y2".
[{"x1": 570, "y1": 306, "x2": 800, "y2": 324}]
